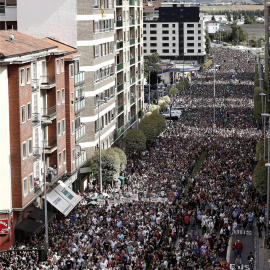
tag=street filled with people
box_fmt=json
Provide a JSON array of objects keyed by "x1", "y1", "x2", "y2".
[{"x1": 0, "y1": 47, "x2": 265, "y2": 269}]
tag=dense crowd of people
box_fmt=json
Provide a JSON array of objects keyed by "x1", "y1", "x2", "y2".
[{"x1": 0, "y1": 47, "x2": 264, "y2": 269}]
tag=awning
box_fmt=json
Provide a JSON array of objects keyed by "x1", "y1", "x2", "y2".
[
  {"x1": 16, "y1": 219, "x2": 43, "y2": 234},
  {"x1": 46, "y1": 183, "x2": 82, "y2": 216},
  {"x1": 28, "y1": 208, "x2": 56, "y2": 223}
]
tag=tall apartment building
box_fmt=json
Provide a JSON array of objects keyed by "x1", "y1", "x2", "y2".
[
  {"x1": 143, "y1": 3, "x2": 205, "y2": 62},
  {"x1": 0, "y1": 30, "x2": 85, "y2": 249},
  {"x1": 265, "y1": 0, "x2": 270, "y2": 89},
  {"x1": 0, "y1": 0, "x2": 17, "y2": 30}
]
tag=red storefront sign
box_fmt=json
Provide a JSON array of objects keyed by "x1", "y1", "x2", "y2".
[{"x1": 0, "y1": 219, "x2": 9, "y2": 234}]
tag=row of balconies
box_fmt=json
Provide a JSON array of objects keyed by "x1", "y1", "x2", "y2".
[
  {"x1": 116, "y1": 18, "x2": 141, "y2": 28},
  {"x1": 116, "y1": 37, "x2": 140, "y2": 49},
  {"x1": 116, "y1": 0, "x2": 140, "y2": 6}
]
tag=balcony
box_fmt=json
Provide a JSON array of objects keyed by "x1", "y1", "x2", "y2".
[
  {"x1": 138, "y1": 73, "x2": 141, "y2": 80},
  {"x1": 129, "y1": 19, "x2": 135, "y2": 25},
  {"x1": 0, "y1": 5, "x2": 5, "y2": 14},
  {"x1": 32, "y1": 79, "x2": 39, "y2": 92},
  {"x1": 46, "y1": 167, "x2": 58, "y2": 183},
  {"x1": 118, "y1": 104, "x2": 124, "y2": 114},
  {"x1": 138, "y1": 55, "x2": 140, "y2": 62},
  {"x1": 130, "y1": 38, "x2": 135, "y2": 45},
  {"x1": 116, "y1": 0, "x2": 122, "y2": 5},
  {"x1": 137, "y1": 18, "x2": 140, "y2": 24},
  {"x1": 129, "y1": 0, "x2": 134, "y2": 5},
  {"x1": 130, "y1": 115, "x2": 136, "y2": 124},
  {"x1": 75, "y1": 71, "x2": 85, "y2": 86},
  {"x1": 76, "y1": 125, "x2": 86, "y2": 141},
  {"x1": 137, "y1": 0, "x2": 140, "y2": 6},
  {"x1": 117, "y1": 41, "x2": 123, "y2": 49},
  {"x1": 130, "y1": 77, "x2": 135, "y2": 84},
  {"x1": 130, "y1": 58, "x2": 135, "y2": 65},
  {"x1": 76, "y1": 151, "x2": 87, "y2": 168},
  {"x1": 117, "y1": 62, "x2": 123, "y2": 71},
  {"x1": 130, "y1": 96, "x2": 135, "y2": 104},
  {"x1": 117, "y1": 83, "x2": 123, "y2": 92},
  {"x1": 44, "y1": 138, "x2": 57, "y2": 154},
  {"x1": 33, "y1": 147, "x2": 42, "y2": 162},
  {"x1": 116, "y1": 20, "x2": 123, "y2": 27},
  {"x1": 40, "y1": 75, "x2": 56, "y2": 89},
  {"x1": 75, "y1": 98, "x2": 86, "y2": 113},
  {"x1": 32, "y1": 113, "x2": 41, "y2": 127},
  {"x1": 41, "y1": 106, "x2": 57, "y2": 120},
  {"x1": 117, "y1": 125, "x2": 125, "y2": 137}
]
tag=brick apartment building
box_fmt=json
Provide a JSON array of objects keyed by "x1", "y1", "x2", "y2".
[{"x1": 0, "y1": 30, "x2": 85, "y2": 249}]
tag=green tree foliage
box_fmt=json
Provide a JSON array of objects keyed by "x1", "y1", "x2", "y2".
[
  {"x1": 158, "y1": 99, "x2": 166, "y2": 108},
  {"x1": 253, "y1": 160, "x2": 267, "y2": 195},
  {"x1": 231, "y1": 22, "x2": 247, "y2": 44},
  {"x1": 150, "y1": 105, "x2": 160, "y2": 113},
  {"x1": 163, "y1": 96, "x2": 170, "y2": 104},
  {"x1": 244, "y1": 15, "x2": 253, "y2": 24},
  {"x1": 176, "y1": 79, "x2": 189, "y2": 91},
  {"x1": 169, "y1": 87, "x2": 177, "y2": 96},
  {"x1": 113, "y1": 147, "x2": 127, "y2": 171},
  {"x1": 144, "y1": 53, "x2": 162, "y2": 83},
  {"x1": 205, "y1": 33, "x2": 211, "y2": 54},
  {"x1": 226, "y1": 12, "x2": 231, "y2": 22},
  {"x1": 139, "y1": 115, "x2": 158, "y2": 143},
  {"x1": 149, "y1": 112, "x2": 166, "y2": 135},
  {"x1": 256, "y1": 140, "x2": 268, "y2": 161},
  {"x1": 125, "y1": 129, "x2": 146, "y2": 153}
]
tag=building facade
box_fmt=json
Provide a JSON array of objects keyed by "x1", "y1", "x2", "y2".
[
  {"x1": 265, "y1": 0, "x2": 270, "y2": 89},
  {"x1": 143, "y1": 3, "x2": 205, "y2": 62}
]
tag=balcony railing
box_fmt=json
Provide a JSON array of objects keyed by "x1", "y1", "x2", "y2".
[
  {"x1": 137, "y1": 18, "x2": 140, "y2": 24},
  {"x1": 117, "y1": 41, "x2": 123, "y2": 49},
  {"x1": 129, "y1": 19, "x2": 135, "y2": 25},
  {"x1": 46, "y1": 168, "x2": 58, "y2": 183},
  {"x1": 130, "y1": 96, "x2": 135, "y2": 104},
  {"x1": 138, "y1": 55, "x2": 140, "y2": 62},
  {"x1": 32, "y1": 113, "x2": 41, "y2": 127},
  {"x1": 42, "y1": 106, "x2": 56, "y2": 119},
  {"x1": 75, "y1": 71, "x2": 85, "y2": 86},
  {"x1": 129, "y1": 0, "x2": 134, "y2": 5},
  {"x1": 116, "y1": 0, "x2": 122, "y2": 5},
  {"x1": 130, "y1": 76, "x2": 135, "y2": 84},
  {"x1": 138, "y1": 73, "x2": 141, "y2": 80},
  {"x1": 116, "y1": 20, "x2": 123, "y2": 27},
  {"x1": 44, "y1": 138, "x2": 57, "y2": 150},
  {"x1": 33, "y1": 147, "x2": 42, "y2": 162},
  {"x1": 117, "y1": 83, "x2": 123, "y2": 92},
  {"x1": 130, "y1": 58, "x2": 135, "y2": 65},
  {"x1": 137, "y1": 0, "x2": 140, "y2": 5},
  {"x1": 76, "y1": 151, "x2": 87, "y2": 168},
  {"x1": 130, "y1": 115, "x2": 136, "y2": 124},
  {"x1": 32, "y1": 79, "x2": 39, "y2": 92},
  {"x1": 118, "y1": 104, "x2": 124, "y2": 114},
  {"x1": 76, "y1": 125, "x2": 86, "y2": 141},
  {"x1": 75, "y1": 98, "x2": 85, "y2": 113},
  {"x1": 117, "y1": 125, "x2": 125, "y2": 137},
  {"x1": 40, "y1": 74, "x2": 56, "y2": 88},
  {"x1": 117, "y1": 62, "x2": 123, "y2": 71},
  {"x1": 130, "y1": 38, "x2": 135, "y2": 45}
]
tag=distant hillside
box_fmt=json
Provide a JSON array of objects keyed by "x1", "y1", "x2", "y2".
[{"x1": 199, "y1": 4, "x2": 264, "y2": 13}]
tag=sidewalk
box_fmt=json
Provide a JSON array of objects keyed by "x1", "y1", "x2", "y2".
[{"x1": 255, "y1": 228, "x2": 270, "y2": 270}]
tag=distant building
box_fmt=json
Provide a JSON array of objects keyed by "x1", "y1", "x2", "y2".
[{"x1": 205, "y1": 20, "x2": 220, "y2": 34}]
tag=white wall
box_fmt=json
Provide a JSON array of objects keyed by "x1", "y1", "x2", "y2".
[
  {"x1": 17, "y1": 0, "x2": 77, "y2": 47},
  {"x1": 0, "y1": 66, "x2": 12, "y2": 212},
  {"x1": 0, "y1": 6, "x2": 17, "y2": 22}
]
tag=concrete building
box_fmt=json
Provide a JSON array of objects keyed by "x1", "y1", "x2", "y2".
[
  {"x1": 0, "y1": 30, "x2": 85, "y2": 250},
  {"x1": 265, "y1": 0, "x2": 270, "y2": 89},
  {"x1": 205, "y1": 20, "x2": 220, "y2": 34},
  {"x1": 143, "y1": 2, "x2": 205, "y2": 62},
  {"x1": 0, "y1": 0, "x2": 17, "y2": 30}
]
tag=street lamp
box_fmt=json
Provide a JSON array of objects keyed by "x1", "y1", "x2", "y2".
[
  {"x1": 265, "y1": 113, "x2": 270, "y2": 243},
  {"x1": 213, "y1": 57, "x2": 216, "y2": 131},
  {"x1": 42, "y1": 120, "x2": 52, "y2": 249},
  {"x1": 97, "y1": 96, "x2": 108, "y2": 194},
  {"x1": 136, "y1": 84, "x2": 144, "y2": 129},
  {"x1": 148, "y1": 66, "x2": 153, "y2": 111}
]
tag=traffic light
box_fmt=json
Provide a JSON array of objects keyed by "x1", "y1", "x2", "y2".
[{"x1": 227, "y1": 112, "x2": 230, "y2": 118}]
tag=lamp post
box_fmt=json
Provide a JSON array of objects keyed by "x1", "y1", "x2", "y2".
[
  {"x1": 148, "y1": 66, "x2": 153, "y2": 111},
  {"x1": 213, "y1": 57, "x2": 216, "y2": 131},
  {"x1": 42, "y1": 120, "x2": 52, "y2": 249},
  {"x1": 97, "y1": 97, "x2": 107, "y2": 194},
  {"x1": 136, "y1": 84, "x2": 144, "y2": 129},
  {"x1": 260, "y1": 93, "x2": 266, "y2": 146}
]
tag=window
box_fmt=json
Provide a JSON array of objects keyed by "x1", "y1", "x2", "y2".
[
  {"x1": 198, "y1": 24, "x2": 201, "y2": 27},
  {"x1": 198, "y1": 30, "x2": 201, "y2": 34},
  {"x1": 143, "y1": 37, "x2": 146, "y2": 40},
  {"x1": 28, "y1": 138, "x2": 32, "y2": 156},
  {"x1": 20, "y1": 69, "x2": 25, "y2": 86},
  {"x1": 6, "y1": 0, "x2": 17, "y2": 6},
  {"x1": 62, "y1": 89, "x2": 65, "y2": 103},
  {"x1": 162, "y1": 24, "x2": 169, "y2": 28},
  {"x1": 62, "y1": 119, "x2": 65, "y2": 134},
  {"x1": 187, "y1": 43, "x2": 194, "y2": 47},
  {"x1": 150, "y1": 24, "x2": 156, "y2": 28},
  {"x1": 70, "y1": 64, "x2": 74, "y2": 78},
  {"x1": 162, "y1": 49, "x2": 169, "y2": 53},
  {"x1": 22, "y1": 142, "x2": 27, "y2": 160},
  {"x1": 173, "y1": 37, "x2": 175, "y2": 40},
  {"x1": 143, "y1": 30, "x2": 146, "y2": 34},
  {"x1": 61, "y1": 58, "x2": 64, "y2": 73},
  {"x1": 58, "y1": 122, "x2": 61, "y2": 136},
  {"x1": 150, "y1": 50, "x2": 157, "y2": 53},
  {"x1": 72, "y1": 149, "x2": 75, "y2": 162},
  {"x1": 162, "y1": 30, "x2": 169, "y2": 34},
  {"x1": 71, "y1": 92, "x2": 74, "y2": 106},
  {"x1": 150, "y1": 37, "x2": 157, "y2": 40},
  {"x1": 198, "y1": 36, "x2": 201, "y2": 40},
  {"x1": 150, "y1": 30, "x2": 156, "y2": 34},
  {"x1": 162, "y1": 37, "x2": 169, "y2": 40},
  {"x1": 187, "y1": 24, "x2": 194, "y2": 27},
  {"x1": 72, "y1": 121, "x2": 75, "y2": 134},
  {"x1": 173, "y1": 43, "x2": 175, "y2": 47},
  {"x1": 57, "y1": 90, "x2": 61, "y2": 105},
  {"x1": 63, "y1": 149, "x2": 66, "y2": 164},
  {"x1": 21, "y1": 106, "x2": 26, "y2": 124},
  {"x1": 187, "y1": 30, "x2": 194, "y2": 34},
  {"x1": 198, "y1": 43, "x2": 201, "y2": 47},
  {"x1": 187, "y1": 49, "x2": 194, "y2": 53},
  {"x1": 27, "y1": 103, "x2": 32, "y2": 120},
  {"x1": 26, "y1": 67, "x2": 31, "y2": 84},
  {"x1": 150, "y1": 43, "x2": 157, "y2": 47},
  {"x1": 173, "y1": 49, "x2": 176, "y2": 53},
  {"x1": 23, "y1": 178, "x2": 28, "y2": 196},
  {"x1": 56, "y1": 59, "x2": 60, "y2": 74},
  {"x1": 58, "y1": 152, "x2": 62, "y2": 168},
  {"x1": 29, "y1": 174, "x2": 34, "y2": 191},
  {"x1": 34, "y1": 128, "x2": 39, "y2": 147},
  {"x1": 172, "y1": 24, "x2": 175, "y2": 27},
  {"x1": 187, "y1": 36, "x2": 194, "y2": 40},
  {"x1": 162, "y1": 43, "x2": 169, "y2": 47}
]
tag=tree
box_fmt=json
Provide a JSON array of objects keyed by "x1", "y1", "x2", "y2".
[
  {"x1": 144, "y1": 53, "x2": 162, "y2": 83},
  {"x1": 226, "y1": 12, "x2": 231, "y2": 22},
  {"x1": 253, "y1": 160, "x2": 267, "y2": 195},
  {"x1": 205, "y1": 33, "x2": 211, "y2": 54},
  {"x1": 149, "y1": 112, "x2": 166, "y2": 135},
  {"x1": 113, "y1": 147, "x2": 127, "y2": 172},
  {"x1": 158, "y1": 99, "x2": 166, "y2": 109},
  {"x1": 150, "y1": 105, "x2": 160, "y2": 113},
  {"x1": 90, "y1": 148, "x2": 121, "y2": 185},
  {"x1": 230, "y1": 23, "x2": 247, "y2": 44},
  {"x1": 139, "y1": 115, "x2": 158, "y2": 144},
  {"x1": 244, "y1": 16, "x2": 253, "y2": 24},
  {"x1": 125, "y1": 129, "x2": 146, "y2": 153},
  {"x1": 163, "y1": 95, "x2": 170, "y2": 104},
  {"x1": 176, "y1": 79, "x2": 189, "y2": 92},
  {"x1": 211, "y1": 15, "x2": 216, "y2": 21},
  {"x1": 256, "y1": 140, "x2": 268, "y2": 161},
  {"x1": 169, "y1": 87, "x2": 177, "y2": 96},
  {"x1": 147, "y1": 70, "x2": 161, "y2": 86}
]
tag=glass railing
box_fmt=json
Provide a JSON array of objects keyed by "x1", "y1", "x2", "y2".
[
  {"x1": 138, "y1": 73, "x2": 141, "y2": 80},
  {"x1": 75, "y1": 71, "x2": 85, "y2": 86},
  {"x1": 116, "y1": 20, "x2": 123, "y2": 27},
  {"x1": 118, "y1": 104, "x2": 124, "y2": 114},
  {"x1": 75, "y1": 125, "x2": 86, "y2": 141},
  {"x1": 117, "y1": 125, "x2": 125, "y2": 137},
  {"x1": 129, "y1": 0, "x2": 134, "y2": 4},
  {"x1": 117, "y1": 83, "x2": 123, "y2": 92},
  {"x1": 130, "y1": 58, "x2": 135, "y2": 65},
  {"x1": 75, "y1": 98, "x2": 85, "y2": 113},
  {"x1": 130, "y1": 116, "x2": 136, "y2": 124},
  {"x1": 130, "y1": 77, "x2": 135, "y2": 84},
  {"x1": 116, "y1": 0, "x2": 122, "y2": 5},
  {"x1": 130, "y1": 96, "x2": 135, "y2": 104},
  {"x1": 117, "y1": 62, "x2": 123, "y2": 71},
  {"x1": 137, "y1": 0, "x2": 140, "y2": 6},
  {"x1": 76, "y1": 151, "x2": 87, "y2": 168},
  {"x1": 117, "y1": 41, "x2": 123, "y2": 49},
  {"x1": 41, "y1": 106, "x2": 56, "y2": 118},
  {"x1": 130, "y1": 38, "x2": 135, "y2": 45},
  {"x1": 129, "y1": 19, "x2": 135, "y2": 25},
  {"x1": 137, "y1": 18, "x2": 140, "y2": 24}
]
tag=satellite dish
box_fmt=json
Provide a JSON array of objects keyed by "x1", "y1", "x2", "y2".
[{"x1": 8, "y1": 34, "x2": 15, "y2": 42}]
